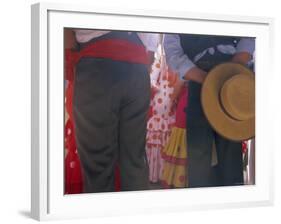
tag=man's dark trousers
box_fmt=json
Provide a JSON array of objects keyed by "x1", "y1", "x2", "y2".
[{"x1": 73, "y1": 57, "x2": 150, "y2": 193}]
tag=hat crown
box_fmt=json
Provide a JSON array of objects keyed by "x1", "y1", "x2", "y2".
[
  {"x1": 220, "y1": 74, "x2": 255, "y2": 121},
  {"x1": 201, "y1": 62, "x2": 255, "y2": 141}
]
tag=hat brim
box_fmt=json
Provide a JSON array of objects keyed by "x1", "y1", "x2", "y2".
[{"x1": 201, "y1": 62, "x2": 255, "y2": 141}]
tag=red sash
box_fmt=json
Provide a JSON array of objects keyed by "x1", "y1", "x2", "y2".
[{"x1": 65, "y1": 38, "x2": 150, "y2": 81}]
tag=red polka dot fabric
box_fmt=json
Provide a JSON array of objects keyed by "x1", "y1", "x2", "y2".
[{"x1": 146, "y1": 45, "x2": 177, "y2": 183}]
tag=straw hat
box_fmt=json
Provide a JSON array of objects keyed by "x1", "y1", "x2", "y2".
[{"x1": 201, "y1": 62, "x2": 255, "y2": 141}]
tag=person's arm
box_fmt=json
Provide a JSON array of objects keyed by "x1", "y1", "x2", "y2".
[
  {"x1": 170, "y1": 76, "x2": 185, "y2": 101},
  {"x1": 164, "y1": 34, "x2": 207, "y2": 84},
  {"x1": 64, "y1": 28, "x2": 77, "y2": 50},
  {"x1": 64, "y1": 29, "x2": 78, "y2": 81},
  {"x1": 232, "y1": 38, "x2": 255, "y2": 66},
  {"x1": 164, "y1": 34, "x2": 207, "y2": 101},
  {"x1": 138, "y1": 33, "x2": 160, "y2": 70},
  {"x1": 184, "y1": 67, "x2": 207, "y2": 83},
  {"x1": 138, "y1": 33, "x2": 159, "y2": 53}
]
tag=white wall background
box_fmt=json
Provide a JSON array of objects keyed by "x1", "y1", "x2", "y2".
[{"x1": 0, "y1": 0, "x2": 280, "y2": 223}]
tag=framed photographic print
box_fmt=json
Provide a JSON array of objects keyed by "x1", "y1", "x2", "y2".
[{"x1": 31, "y1": 2, "x2": 274, "y2": 221}]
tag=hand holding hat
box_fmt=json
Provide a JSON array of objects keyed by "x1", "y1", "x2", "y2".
[{"x1": 201, "y1": 62, "x2": 255, "y2": 141}]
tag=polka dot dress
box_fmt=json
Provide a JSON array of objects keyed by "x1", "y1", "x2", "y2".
[{"x1": 146, "y1": 45, "x2": 176, "y2": 183}]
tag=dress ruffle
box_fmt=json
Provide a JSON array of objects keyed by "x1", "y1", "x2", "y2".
[
  {"x1": 146, "y1": 115, "x2": 175, "y2": 183},
  {"x1": 160, "y1": 127, "x2": 188, "y2": 188}
]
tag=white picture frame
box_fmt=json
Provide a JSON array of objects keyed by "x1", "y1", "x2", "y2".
[{"x1": 31, "y1": 2, "x2": 274, "y2": 221}]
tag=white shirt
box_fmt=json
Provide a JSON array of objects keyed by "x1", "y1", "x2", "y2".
[{"x1": 74, "y1": 30, "x2": 159, "y2": 52}]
